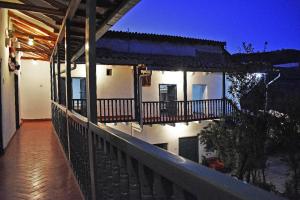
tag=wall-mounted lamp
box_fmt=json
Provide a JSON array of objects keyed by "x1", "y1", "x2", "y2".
[{"x1": 28, "y1": 36, "x2": 34, "y2": 46}]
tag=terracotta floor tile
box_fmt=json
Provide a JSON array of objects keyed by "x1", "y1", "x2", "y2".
[{"x1": 0, "y1": 121, "x2": 83, "y2": 200}]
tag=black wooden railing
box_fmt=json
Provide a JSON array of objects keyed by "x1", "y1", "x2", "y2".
[
  {"x1": 97, "y1": 98, "x2": 135, "y2": 123},
  {"x1": 51, "y1": 103, "x2": 68, "y2": 155},
  {"x1": 52, "y1": 101, "x2": 282, "y2": 200},
  {"x1": 72, "y1": 98, "x2": 87, "y2": 116},
  {"x1": 142, "y1": 99, "x2": 235, "y2": 124},
  {"x1": 72, "y1": 98, "x2": 235, "y2": 124}
]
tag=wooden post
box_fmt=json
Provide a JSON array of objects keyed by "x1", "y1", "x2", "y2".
[
  {"x1": 222, "y1": 72, "x2": 226, "y2": 116},
  {"x1": 50, "y1": 61, "x2": 53, "y2": 100},
  {"x1": 86, "y1": 0, "x2": 97, "y2": 198},
  {"x1": 183, "y1": 71, "x2": 188, "y2": 121},
  {"x1": 65, "y1": 20, "x2": 72, "y2": 161},
  {"x1": 52, "y1": 57, "x2": 57, "y2": 102},
  {"x1": 57, "y1": 48, "x2": 62, "y2": 104},
  {"x1": 65, "y1": 29, "x2": 72, "y2": 110},
  {"x1": 133, "y1": 66, "x2": 139, "y2": 121}
]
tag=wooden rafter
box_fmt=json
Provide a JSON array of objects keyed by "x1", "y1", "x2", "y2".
[
  {"x1": 19, "y1": 11, "x2": 59, "y2": 32},
  {"x1": 9, "y1": 11, "x2": 57, "y2": 37},
  {"x1": 18, "y1": 43, "x2": 50, "y2": 57},
  {"x1": 41, "y1": 0, "x2": 67, "y2": 10},
  {"x1": 17, "y1": 0, "x2": 64, "y2": 24},
  {"x1": 16, "y1": 47, "x2": 50, "y2": 55},
  {"x1": 18, "y1": 38, "x2": 52, "y2": 52},
  {"x1": 14, "y1": 30, "x2": 56, "y2": 42},
  {"x1": 12, "y1": 20, "x2": 48, "y2": 36},
  {"x1": 0, "y1": 1, "x2": 64, "y2": 15},
  {"x1": 21, "y1": 56, "x2": 49, "y2": 61}
]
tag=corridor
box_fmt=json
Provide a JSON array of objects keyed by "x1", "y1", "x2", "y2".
[{"x1": 0, "y1": 121, "x2": 82, "y2": 200}]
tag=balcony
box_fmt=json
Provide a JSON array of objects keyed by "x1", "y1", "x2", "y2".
[
  {"x1": 52, "y1": 101, "x2": 282, "y2": 200},
  {"x1": 72, "y1": 98, "x2": 235, "y2": 125}
]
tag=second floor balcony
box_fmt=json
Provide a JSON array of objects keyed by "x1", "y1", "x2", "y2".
[{"x1": 72, "y1": 98, "x2": 235, "y2": 124}]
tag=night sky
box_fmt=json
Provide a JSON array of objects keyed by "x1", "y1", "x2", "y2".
[{"x1": 112, "y1": 0, "x2": 300, "y2": 53}]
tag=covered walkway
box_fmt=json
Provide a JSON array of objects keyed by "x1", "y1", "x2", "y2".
[{"x1": 0, "y1": 121, "x2": 82, "y2": 200}]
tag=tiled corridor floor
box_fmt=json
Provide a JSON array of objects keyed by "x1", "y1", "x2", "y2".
[{"x1": 0, "y1": 121, "x2": 82, "y2": 200}]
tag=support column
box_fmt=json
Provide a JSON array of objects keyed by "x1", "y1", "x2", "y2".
[
  {"x1": 52, "y1": 57, "x2": 57, "y2": 102},
  {"x1": 86, "y1": 0, "x2": 97, "y2": 198},
  {"x1": 65, "y1": 29, "x2": 72, "y2": 110},
  {"x1": 65, "y1": 20, "x2": 72, "y2": 162},
  {"x1": 183, "y1": 71, "x2": 188, "y2": 121},
  {"x1": 50, "y1": 61, "x2": 53, "y2": 100},
  {"x1": 222, "y1": 72, "x2": 226, "y2": 116},
  {"x1": 133, "y1": 66, "x2": 139, "y2": 121},
  {"x1": 57, "y1": 48, "x2": 62, "y2": 104}
]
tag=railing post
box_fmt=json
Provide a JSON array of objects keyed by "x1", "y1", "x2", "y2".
[
  {"x1": 222, "y1": 72, "x2": 226, "y2": 116},
  {"x1": 133, "y1": 65, "x2": 139, "y2": 121},
  {"x1": 65, "y1": 19, "x2": 73, "y2": 161},
  {"x1": 52, "y1": 57, "x2": 57, "y2": 102},
  {"x1": 183, "y1": 70, "x2": 188, "y2": 121},
  {"x1": 85, "y1": 0, "x2": 97, "y2": 198},
  {"x1": 50, "y1": 61, "x2": 53, "y2": 101},
  {"x1": 57, "y1": 46, "x2": 62, "y2": 104}
]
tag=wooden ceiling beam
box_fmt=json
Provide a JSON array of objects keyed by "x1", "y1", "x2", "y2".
[
  {"x1": 21, "y1": 56, "x2": 49, "y2": 61},
  {"x1": 20, "y1": 48, "x2": 49, "y2": 59},
  {"x1": 19, "y1": 11, "x2": 59, "y2": 32},
  {"x1": 41, "y1": 0, "x2": 67, "y2": 10},
  {"x1": 0, "y1": 1, "x2": 64, "y2": 16},
  {"x1": 17, "y1": 0, "x2": 64, "y2": 24},
  {"x1": 16, "y1": 47, "x2": 50, "y2": 55},
  {"x1": 9, "y1": 11, "x2": 57, "y2": 37},
  {"x1": 18, "y1": 41, "x2": 51, "y2": 54},
  {"x1": 50, "y1": 0, "x2": 82, "y2": 60},
  {"x1": 14, "y1": 30, "x2": 56, "y2": 41},
  {"x1": 12, "y1": 20, "x2": 47, "y2": 36}
]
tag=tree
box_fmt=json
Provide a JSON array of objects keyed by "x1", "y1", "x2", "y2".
[
  {"x1": 201, "y1": 42, "x2": 274, "y2": 189},
  {"x1": 200, "y1": 111, "x2": 272, "y2": 188},
  {"x1": 271, "y1": 114, "x2": 300, "y2": 199}
]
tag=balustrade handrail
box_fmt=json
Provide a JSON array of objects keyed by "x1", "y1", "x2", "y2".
[
  {"x1": 143, "y1": 98, "x2": 224, "y2": 103},
  {"x1": 67, "y1": 110, "x2": 88, "y2": 127},
  {"x1": 89, "y1": 121, "x2": 282, "y2": 200},
  {"x1": 52, "y1": 102, "x2": 283, "y2": 200},
  {"x1": 52, "y1": 101, "x2": 67, "y2": 112}
]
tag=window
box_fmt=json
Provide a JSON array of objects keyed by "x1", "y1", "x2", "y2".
[
  {"x1": 154, "y1": 143, "x2": 168, "y2": 150},
  {"x1": 159, "y1": 84, "x2": 177, "y2": 116},
  {"x1": 72, "y1": 78, "x2": 86, "y2": 99},
  {"x1": 159, "y1": 84, "x2": 177, "y2": 102},
  {"x1": 106, "y1": 69, "x2": 112, "y2": 76}
]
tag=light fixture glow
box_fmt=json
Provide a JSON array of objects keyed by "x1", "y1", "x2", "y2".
[
  {"x1": 28, "y1": 36, "x2": 34, "y2": 46},
  {"x1": 32, "y1": 60, "x2": 37, "y2": 65},
  {"x1": 255, "y1": 73, "x2": 263, "y2": 79}
]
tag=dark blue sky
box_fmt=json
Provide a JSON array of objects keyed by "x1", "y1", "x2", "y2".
[{"x1": 112, "y1": 0, "x2": 300, "y2": 53}]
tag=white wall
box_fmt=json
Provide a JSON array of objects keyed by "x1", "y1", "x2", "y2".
[
  {"x1": 20, "y1": 60, "x2": 51, "y2": 119},
  {"x1": 70, "y1": 65, "x2": 224, "y2": 100},
  {"x1": 0, "y1": 8, "x2": 16, "y2": 149},
  {"x1": 142, "y1": 71, "x2": 223, "y2": 101},
  {"x1": 69, "y1": 64, "x2": 134, "y2": 98},
  {"x1": 107, "y1": 120, "x2": 215, "y2": 161}
]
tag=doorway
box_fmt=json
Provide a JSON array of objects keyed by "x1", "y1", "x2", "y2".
[
  {"x1": 159, "y1": 84, "x2": 177, "y2": 116},
  {"x1": 179, "y1": 136, "x2": 199, "y2": 162},
  {"x1": 14, "y1": 74, "x2": 20, "y2": 130}
]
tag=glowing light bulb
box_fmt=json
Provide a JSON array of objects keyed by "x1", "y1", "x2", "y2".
[{"x1": 28, "y1": 37, "x2": 34, "y2": 46}]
